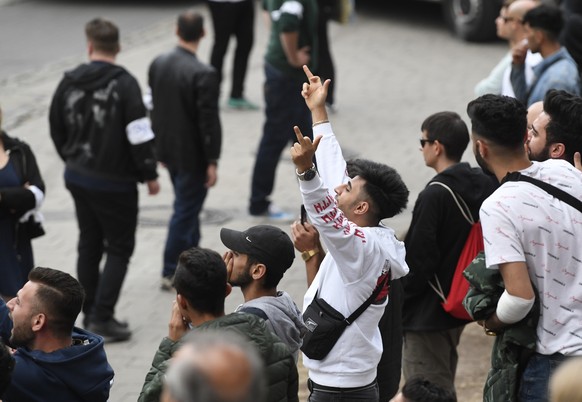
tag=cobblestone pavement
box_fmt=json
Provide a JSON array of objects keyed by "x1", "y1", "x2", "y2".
[{"x1": 2, "y1": 2, "x2": 500, "y2": 400}]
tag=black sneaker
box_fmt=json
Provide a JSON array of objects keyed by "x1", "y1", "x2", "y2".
[
  {"x1": 87, "y1": 318, "x2": 132, "y2": 343},
  {"x1": 83, "y1": 315, "x2": 127, "y2": 329}
]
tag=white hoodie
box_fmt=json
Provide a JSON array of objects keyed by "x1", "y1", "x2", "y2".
[{"x1": 300, "y1": 122, "x2": 409, "y2": 388}]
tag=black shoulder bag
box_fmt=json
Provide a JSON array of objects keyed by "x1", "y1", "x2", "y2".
[{"x1": 301, "y1": 273, "x2": 390, "y2": 360}]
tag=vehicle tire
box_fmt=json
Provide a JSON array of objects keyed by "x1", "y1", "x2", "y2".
[{"x1": 443, "y1": 0, "x2": 501, "y2": 42}]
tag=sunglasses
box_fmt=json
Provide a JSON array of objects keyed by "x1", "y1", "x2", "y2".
[{"x1": 419, "y1": 139, "x2": 435, "y2": 147}]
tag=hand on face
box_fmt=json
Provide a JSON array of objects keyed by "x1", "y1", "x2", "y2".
[
  {"x1": 168, "y1": 300, "x2": 189, "y2": 342},
  {"x1": 223, "y1": 251, "x2": 234, "y2": 283}
]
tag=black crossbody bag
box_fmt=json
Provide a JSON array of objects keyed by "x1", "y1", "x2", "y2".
[{"x1": 301, "y1": 273, "x2": 390, "y2": 360}]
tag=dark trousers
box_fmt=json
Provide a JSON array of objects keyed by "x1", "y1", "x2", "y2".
[
  {"x1": 67, "y1": 182, "x2": 137, "y2": 322},
  {"x1": 317, "y1": 0, "x2": 336, "y2": 105},
  {"x1": 519, "y1": 352, "x2": 570, "y2": 402},
  {"x1": 249, "y1": 63, "x2": 312, "y2": 215},
  {"x1": 163, "y1": 169, "x2": 208, "y2": 278},
  {"x1": 402, "y1": 326, "x2": 465, "y2": 393},
  {"x1": 308, "y1": 379, "x2": 379, "y2": 402},
  {"x1": 208, "y1": 0, "x2": 255, "y2": 99}
]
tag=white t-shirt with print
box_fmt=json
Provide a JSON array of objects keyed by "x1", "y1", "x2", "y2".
[{"x1": 480, "y1": 159, "x2": 582, "y2": 356}]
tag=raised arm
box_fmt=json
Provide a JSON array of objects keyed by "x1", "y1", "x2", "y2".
[{"x1": 301, "y1": 65, "x2": 329, "y2": 123}]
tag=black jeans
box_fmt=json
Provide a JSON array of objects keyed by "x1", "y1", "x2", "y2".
[
  {"x1": 308, "y1": 379, "x2": 379, "y2": 402},
  {"x1": 208, "y1": 0, "x2": 255, "y2": 99},
  {"x1": 67, "y1": 182, "x2": 137, "y2": 322}
]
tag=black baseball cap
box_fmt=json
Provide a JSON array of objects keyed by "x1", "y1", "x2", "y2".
[{"x1": 220, "y1": 225, "x2": 295, "y2": 277}]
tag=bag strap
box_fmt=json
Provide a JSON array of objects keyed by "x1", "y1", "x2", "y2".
[
  {"x1": 345, "y1": 271, "x2": 391, "y2": 325},
  {"x1": 502, "y1": 172, "x2": 582, "y2": 214},
  {"x1": 429, "y1": 182, "x2": 475, "y2": 224},
  {"x1": 427, "y1": 181, "x2": 475, "y2": 303}
]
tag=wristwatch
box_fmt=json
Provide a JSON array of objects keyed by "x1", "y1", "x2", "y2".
[
  {"x1": 296, "y1": 164, "x2": 317, "y2": 181},
  {"x1": 301, "y1": 249, "x2": 319, "y2": 262}
]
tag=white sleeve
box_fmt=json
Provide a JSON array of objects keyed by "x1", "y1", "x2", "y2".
[{"x1": 313, "y1": 122, "x2": 349, "y2": 189}]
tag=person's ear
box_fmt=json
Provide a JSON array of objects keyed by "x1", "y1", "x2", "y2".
[
  {"x1": 31, "y1": 313, "x2": 46, "y2": 332},
  {"x1": 549, "y1": 143, "x2": 565, "y2": 159},
  {"x1": 225, "y1": 283, "x2": 232, "y2": 297},
  {"x1": 434, "y1": 140, "x2": 444, "y2": 157},
  {"x1": 177, "y1": 294, "x2": 188, "y2": 310},
  {"x1": 251, "y1": 263, "x2": 267, "y2": 280},
  {"x1": 477, "y1": 139, "x2": 489, "y2": 159},
  {"x1": 354, "y1": 201, "x2": 369, "y2": 216}
]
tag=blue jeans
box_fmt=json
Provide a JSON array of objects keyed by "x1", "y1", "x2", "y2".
[
  {"x1": 308, "y1": 379, "x2": 379, "y2": 402},
  {"x1": 249, "y1": 62, "x2": 312, "y2": 215},
  {"x1": 163, "y1": 169, "x2": 208, "y2": 278},
  {"x1": 519, "y1": 352, "x2": 569, "y2": 402}
]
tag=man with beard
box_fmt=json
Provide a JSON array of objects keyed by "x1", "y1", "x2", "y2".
[
  {"x1": 139, "y1": 247, "x2": 298, "y2": 402},
  {"x1": 467, "y1": 94, "x2": 582, "y2": 401},
  {"x1": 526, "y1": 90, "x2": 582, "y2": 164},
  {"x1": 220, "y1": 225, "x2": 305, "y2": 360},
  {"x1": 0, "y1": 267, "x2": 114, "y2": 401}
]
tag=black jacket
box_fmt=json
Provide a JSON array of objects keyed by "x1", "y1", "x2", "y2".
[
  {"x1": 148, "y1": 46, "x2": 222, "y2": 173},
  {"x1": 49, "y1": 62, "x2": 158, "y2": 183},
  {"x1": 0, "y1": 132, "x2": 45, "y2": 218},
  {"x1": 402, "y1": 162, "x2": 497, "y2": 331}
]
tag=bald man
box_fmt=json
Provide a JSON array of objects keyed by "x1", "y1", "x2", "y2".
[{"x1": 161, "y1": 331, "x2": 265, "y2": 402}]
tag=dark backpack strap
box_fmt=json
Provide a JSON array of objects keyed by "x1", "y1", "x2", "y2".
[
  {"x1": 238, "y1": 306, "x2": 269, "y2": 321},
  {"x1": 346, "y1": 270, "x2": 391, "y2": 325},
  {"x1": 502, "y1": 171, "x2": 582, "y2": 214}
]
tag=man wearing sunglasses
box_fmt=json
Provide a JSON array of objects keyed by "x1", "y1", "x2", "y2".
[{"x1": 401, "y1": 112, "x2": 497, "y2": 395}]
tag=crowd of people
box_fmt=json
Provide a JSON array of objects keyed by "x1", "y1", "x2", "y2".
[{"x1": 1, "y1": 1, "x2": 582, "y2": 402}]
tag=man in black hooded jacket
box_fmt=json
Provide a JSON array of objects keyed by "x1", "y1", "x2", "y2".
[
  {"x1": 402, "y1": 111, "x2": 497, "y2": 394},
  {"x1": 49, "y1": 18, "x2": 159, "y2": 342}
]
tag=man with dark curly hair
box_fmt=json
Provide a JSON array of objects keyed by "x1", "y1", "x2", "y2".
[
  {"x1": 290, "y1": 66, "x2": 409, "y2": 401},
  {"x1": 467, "y1": 94, "x2": 582, "y2": 401}
]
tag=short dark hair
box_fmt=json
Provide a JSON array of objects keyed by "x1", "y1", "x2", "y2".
[
  {"x1": 346, "y1": 159, "x2": 409, "y2": 221},
  {"x1": 402, "y1": 376, "x2": 457, "y2": 402},
  {"x1": 466, "y1": 94, "x2": 527, "y2": 149},
  {"x1": 421, "y1": 111, "x2": 469, "y2": 162},
  {"x1": 0, "y1": 339, "x2": 15, "y2": 396},
  {"x1": 28, "y1": 267, "x2": 85, "y2": 338},
  {"x1": 177, "y1": 10, "x2": 204, "y2": 42},
  {"x1": 543, "y1": 90, "x2": 582, "y2": 164},
  {"x1": 523, "y1": 4, "x2": 564, "y2": 41},
  {"x1": 174, "y1": 248, "x2": 227, "y2": 316},
  {"x1": 85, "y1": 18, "x2": 120, "y2": 54}
]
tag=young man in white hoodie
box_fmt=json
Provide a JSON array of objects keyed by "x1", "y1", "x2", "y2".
[
  {"x1": 221, "y1": 224, "x2": 306, "y2": 360},
  {"x1": 290, "y1": 66, "x2": 410, "y2": 401}
]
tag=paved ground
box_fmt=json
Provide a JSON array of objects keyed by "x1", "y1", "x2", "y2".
[{"x1": 1, "y1": 1, "x2": 500, "y2": 400}]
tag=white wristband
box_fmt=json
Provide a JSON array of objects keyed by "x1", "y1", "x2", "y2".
[{"x1": 496, "y1": 290, "x2": 535, "y2": 324}]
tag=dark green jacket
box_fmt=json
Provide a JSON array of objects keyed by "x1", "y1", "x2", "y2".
[
  {"x1": 138, "y1": 312, "x2": 299, "y2": 402},
  {"x1": 463, "y1": 252, "x2": 539, "y2": 402}
]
